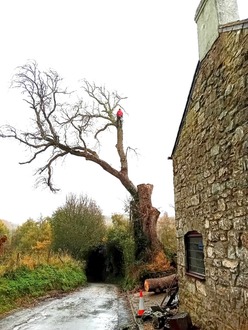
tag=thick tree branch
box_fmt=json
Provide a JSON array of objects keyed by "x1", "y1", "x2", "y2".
[
  {"x1": 0, "y1": 61, "x2": 136, "y2": 195},
  {"x1": 1, "y1": 61, "x2": 167, "y2": 263}
]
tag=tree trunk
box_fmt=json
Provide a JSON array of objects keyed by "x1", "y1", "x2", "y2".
[
  {"x1": 6, "y1": 64, "x2": 167, "y2": 266},
  {"x1": 144, "y1": 274, "x2": 178, "y2": 292},
  {"x1": 131, "y1": 183, "x2": 165, "y2": 261},
  {"x1": 137, "y1": 184, "x2": 161, "y2": 250}
]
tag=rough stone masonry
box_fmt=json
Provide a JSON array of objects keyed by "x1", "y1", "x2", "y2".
[{"x1": 172, "y1": 22, "x2": 248, "y2": 330}]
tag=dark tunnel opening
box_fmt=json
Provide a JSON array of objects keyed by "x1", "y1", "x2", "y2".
[
  {"x1": 85, "y1": 245, "x2": 107, "y2": 282},
  {"x1": 85, "y1": 244, "x2": 125, "y2": 282}
]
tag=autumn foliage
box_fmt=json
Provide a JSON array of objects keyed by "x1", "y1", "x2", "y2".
[
  {"x1": 157, "y1": 212, "x2": 177, "y2": 259},
  {"x1": 0, "y1": 235, "x2": 7, "y2": 256}
]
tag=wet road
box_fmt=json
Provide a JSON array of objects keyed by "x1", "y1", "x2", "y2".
[{"x1": 0, "y1": 283, "x2": 135, "y2": 330}]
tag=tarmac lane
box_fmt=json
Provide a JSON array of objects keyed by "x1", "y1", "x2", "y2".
[{"x1": 0, "y1": 283, "x2": 136, "y2": 330}]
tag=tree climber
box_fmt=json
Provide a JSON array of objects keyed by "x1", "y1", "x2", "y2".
[{"x1": 116, "y1": 108, "x2": 123, "y2": 127}]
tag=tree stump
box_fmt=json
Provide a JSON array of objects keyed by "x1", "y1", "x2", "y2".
[{"x1": 167, "y1": 312, "x2": 192, "y2": 330}]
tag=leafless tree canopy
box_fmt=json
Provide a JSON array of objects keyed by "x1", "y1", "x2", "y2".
[
  {"x1": 0, "y1": 61, "x2": 136, "y2": 195},
  {"x1": 0, "y1": 61, "x2": 167, "y2": 261}
]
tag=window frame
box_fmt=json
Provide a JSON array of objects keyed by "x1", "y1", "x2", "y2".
[{"x1": 185, "y1": 231, "x2": 205, "y2": 280}]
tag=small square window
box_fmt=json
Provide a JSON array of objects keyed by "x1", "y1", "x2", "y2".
[{"x1": 185, "y1": 231, "x2": 205, "y2": 279}]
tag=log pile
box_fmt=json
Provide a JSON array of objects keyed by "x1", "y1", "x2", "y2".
[{"x1": 141, "y1": 273, "x2": 197, "y2": 329}]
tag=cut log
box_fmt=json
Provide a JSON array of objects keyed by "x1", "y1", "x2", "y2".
[{"x1": 144, "y1": 274, "x2": 178, "y2": 293}]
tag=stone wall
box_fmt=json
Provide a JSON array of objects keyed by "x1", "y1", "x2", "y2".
[{"x1": 172, "y1": 26, "x2": 248, "y2": 330}]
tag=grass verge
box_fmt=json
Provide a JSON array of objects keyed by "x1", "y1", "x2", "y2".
[{"x1": 0, "y1": 262, "x2": 86, "y2": 315}]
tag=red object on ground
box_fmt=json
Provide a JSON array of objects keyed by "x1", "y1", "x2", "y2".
[{"x1": 137, "y1": 290, "x2": 145, "y2": 316}]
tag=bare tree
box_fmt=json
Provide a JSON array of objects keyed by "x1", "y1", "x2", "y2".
[{"x1": 0, "y1": 61, "x2": 166, "y2": 262}]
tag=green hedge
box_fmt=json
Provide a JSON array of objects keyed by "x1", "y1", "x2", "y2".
[{"x1": 0, "y1": 263, "x2": 86, "y2": 314}]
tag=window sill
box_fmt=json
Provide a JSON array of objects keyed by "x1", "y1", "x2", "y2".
[{"x1": 185, "y1": 271, "x2": 205, "y2": 281}]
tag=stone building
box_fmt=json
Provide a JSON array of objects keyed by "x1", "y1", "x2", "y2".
[{"x1": 170, "y1": 0, "x2": 248, "y2": 329}]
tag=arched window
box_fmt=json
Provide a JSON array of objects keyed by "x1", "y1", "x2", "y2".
[{"x1": 185, "y1": 231, "x2": 205, "y2": 279}]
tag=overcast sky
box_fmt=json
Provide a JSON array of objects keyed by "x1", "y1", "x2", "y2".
[{"x1": 0, "y1": 0, "x2": 247, "y2": 225}]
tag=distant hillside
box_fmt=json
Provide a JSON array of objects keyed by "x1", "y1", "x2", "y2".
[
  {"x1": 0, "y1": 219, "x2": 18, "y2": 231},
  {"x1": 104, "y1": 216, "x2": 112, "y2": 226},
  {"x1": 103, "y1": 215, "x2": 129, "y2": 226},
  {"x1": 2, "y1": 217, "x2": 112, "y2": 230}
]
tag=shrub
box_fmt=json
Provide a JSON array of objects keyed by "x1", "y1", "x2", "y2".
[
  {"x1": 106, "y1": 214, "x2": 135, "y2": 288},
  {"x1": 51, "y1": 194, "x2": 106, "y2": 260}
]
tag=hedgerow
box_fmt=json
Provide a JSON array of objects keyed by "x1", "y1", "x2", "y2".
[{"x1": 0, "y1": 261, "x2": 86, "y2": 315}]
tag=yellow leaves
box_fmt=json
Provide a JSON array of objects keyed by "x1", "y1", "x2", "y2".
[
  {"x1": 0, "y1": 220, "x2": 9, "y2": 236},
  {"x1": 146, "y1": 251, "x2": 171, "y2": 273},
  {"x1": 21, "y1": 255, "x2": 36, "y2": 269},
  {"x1": 0, "y1": 250, "x2": 81, "y2": 275},
  {"x1": 32, "y1": 240, "x2": 51, "y2": 252},
  {"x1": 157, "y1": 214, "x2": 177, "y2": 254},
  {"x1": 13, "y1": 218, "x2": 52, "y2": 254}
]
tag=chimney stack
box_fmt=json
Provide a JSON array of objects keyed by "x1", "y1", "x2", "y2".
[{"x1": 195, "y1": 0, "x2": 239, "y2": 61}]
